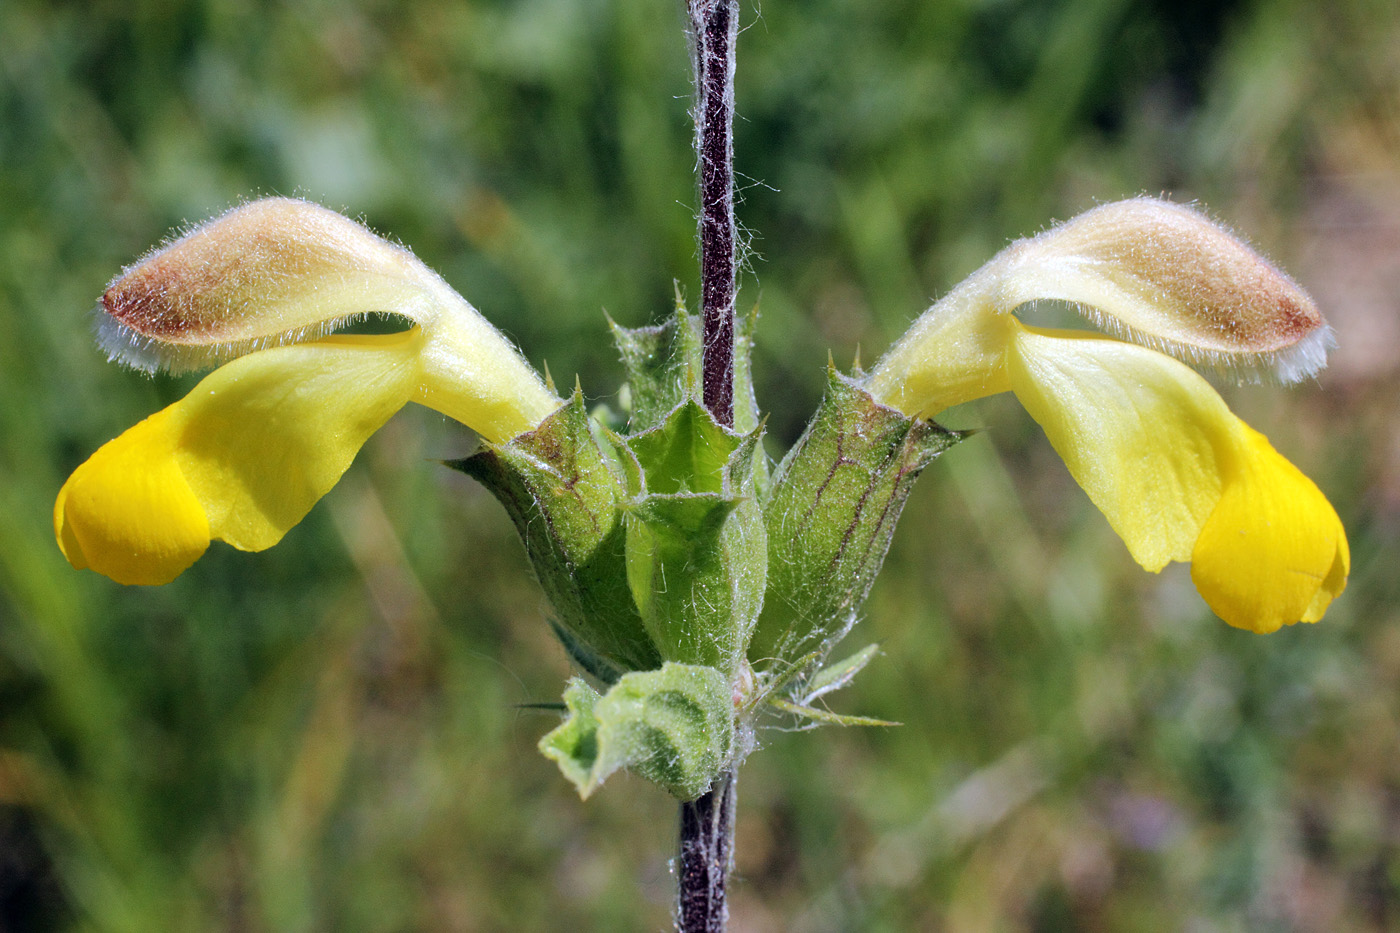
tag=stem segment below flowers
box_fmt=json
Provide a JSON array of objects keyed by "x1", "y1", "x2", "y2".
[{"x1": 678, "y1": 770, "x2": 736, "y2": 933}]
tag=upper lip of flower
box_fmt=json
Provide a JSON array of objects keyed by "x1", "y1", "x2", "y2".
[
  {"x1": 97, "y1": 197, "x2": 444, "y2": 373},
  {"x1": 866, "y1": 197, "x2": 1334, "y2": 420}
]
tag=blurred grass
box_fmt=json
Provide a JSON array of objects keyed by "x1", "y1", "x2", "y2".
[{"x1": 2, "y1": 0, "x2": 1399, "y2": 929}]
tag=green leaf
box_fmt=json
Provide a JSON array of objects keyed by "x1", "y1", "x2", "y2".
[
  {"x1": 768, "y1": 698, "x2": 900, "y2": 728},
  {"x1": 538, "y1": 663, "x2": 735, "y2": 800},
  {"x1": 750, "y1": 369, "x2": 966, "y2": 667},
  {"x1": 805, "y1": 643, "x2": 880, "y2": 701}
]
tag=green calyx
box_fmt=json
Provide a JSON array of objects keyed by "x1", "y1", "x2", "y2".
[
  {"x1": 609, "y1": 299, "x2": 764, "y2": 439},
  {"x1": 750, "y1": 367, "x2": 966, "y2": 670},
  {"x1": 451, "y1": 393, "x2": 658, "y2": 681},
  {"x1": 459, "y1": 307, "x2": 964, "y2": 798},
  {"x1": 624, "y1": 399, "x2": 767, "y2": 673}
]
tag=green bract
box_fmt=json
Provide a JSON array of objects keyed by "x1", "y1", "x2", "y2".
[
  {"x1": 458, "y1": 307, "x2": 964, "y2": 798},
  {"x1": 539, "y1": 663, "x2": 734, "y2": 801}
]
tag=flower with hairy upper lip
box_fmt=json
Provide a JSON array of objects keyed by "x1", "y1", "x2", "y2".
[
  {"x1": 864, "y1": 198, "x2": 1348, "y2": 634},
  {"x1": 55, "y1": 198, "x2": 561, "y2": 586}
]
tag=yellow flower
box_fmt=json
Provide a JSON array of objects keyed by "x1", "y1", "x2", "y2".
[
  {"x1": 56, "y1": 199, "x2": 560, "y2": 585},
  {"x1": 865, "y1": 198, "x2": 1348, "y2": 633}
]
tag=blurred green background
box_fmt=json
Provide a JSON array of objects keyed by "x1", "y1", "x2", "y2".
[{"x1": 2, "y1": 0, "x2": 1398, "y2": 929}]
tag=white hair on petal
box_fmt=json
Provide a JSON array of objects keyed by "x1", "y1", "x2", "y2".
[
  {"x1": 93, "y1": 303, "x2": 398, "y2": 375},
  {"x1": 1056, "y1": 300, "x2": 1333, "y2": 387},
  {"x1": 1268, "y1": 324, "x2": 1334, "y2": 384}
]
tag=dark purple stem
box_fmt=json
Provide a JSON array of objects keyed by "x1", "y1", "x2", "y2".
[
  {"x1": 678, "y1": 3, "x2": 739, "y2": 931},
  {"x1": 677, "y1": 770, "x2": 736, "y2": 933},
  {"x1": 691, "y1": 0, "x2": 738, "y2": 429}
]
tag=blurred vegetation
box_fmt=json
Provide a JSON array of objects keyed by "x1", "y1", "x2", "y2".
[{"x1": 2, "y1": 0, "x2": 1399, "y2": 929}]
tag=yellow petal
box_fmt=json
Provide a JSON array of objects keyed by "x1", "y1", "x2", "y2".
[
  {"x1": 1301, "y1": 524, "x2": 1350, "y2": 623},
  {"x1": 1005, "y1": 321, "x2": 1246, "y2": 572},
  {"x1": 415, "y1": 314, "x2": 563, "y2": 443},
  {"x1": 1191, "y1": 428, "x2": 1350, "y2": 633},
  {"x1": 54, "y1": 331, "x2": 423, "y2": 584},
  {"x1": 174, "y1": 331, "x2": 424, "y2": 550},
  {"x1": 867, "y1": 198, "x2": 1334, "y2": 418},
  {"x1": 54, "y1": 409, "x2": 211, "y2": 586}
]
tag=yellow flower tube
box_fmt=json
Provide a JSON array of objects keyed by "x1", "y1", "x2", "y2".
[
  {"x1": 56, "y1": 199, "x2": 562, "y2": 585},
  {"x1": 866, "y1": 198, "x2": 1349, "y2": 631}
]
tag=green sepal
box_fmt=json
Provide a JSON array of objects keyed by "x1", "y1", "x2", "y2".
[
  {"x1": 624, "y1": 493, "x2": 765, "y2": 672},
  {"x1": 623, "y1": 400, "x2": 768, "y2": 673},
  {"x1": 610, "y1": 303, "x2": 703, "y2": 435},
  {"x1": 627, "y1": 399, "x2": 738, "y2": 495},
  {"x1": 750, "y1": 368, "x2": 966, "y2": 667},
  {"x1": 546, "y1": 618, "x2": 626, "y2": 685},
  {"x1": 733, "y1": 303, "x2": 763, "y2": 437},
  {"x1": 450, "y1": 392, "x2": 660, "y2": 677},
  {"x1": 749, "y1": 645, "x2": 889, "y2": 727},
  {"x1": 538, "y1": 663, "x2": 735, "y2": 801},
  {"x1": 610, "y1": 301, "x2": 763, "y2": 438}
]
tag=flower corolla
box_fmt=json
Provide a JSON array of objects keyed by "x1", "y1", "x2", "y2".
[
  {"x1": 56, "y1": 198, "x2": 560, "y2": 585},
  {"x1": 865, "y1": 198, "x2": 1348, "y2": 633}
]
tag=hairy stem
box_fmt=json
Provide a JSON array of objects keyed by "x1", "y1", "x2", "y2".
[
  {"x1": 679, "y1": 4, "x2": 740, "y2": 931},
  {"x1": 691, "y1": 0, "x2": 738, "y2": 429},
  {"x1": 677, "y1": 770, "x2": 736, "y2": 933}
]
